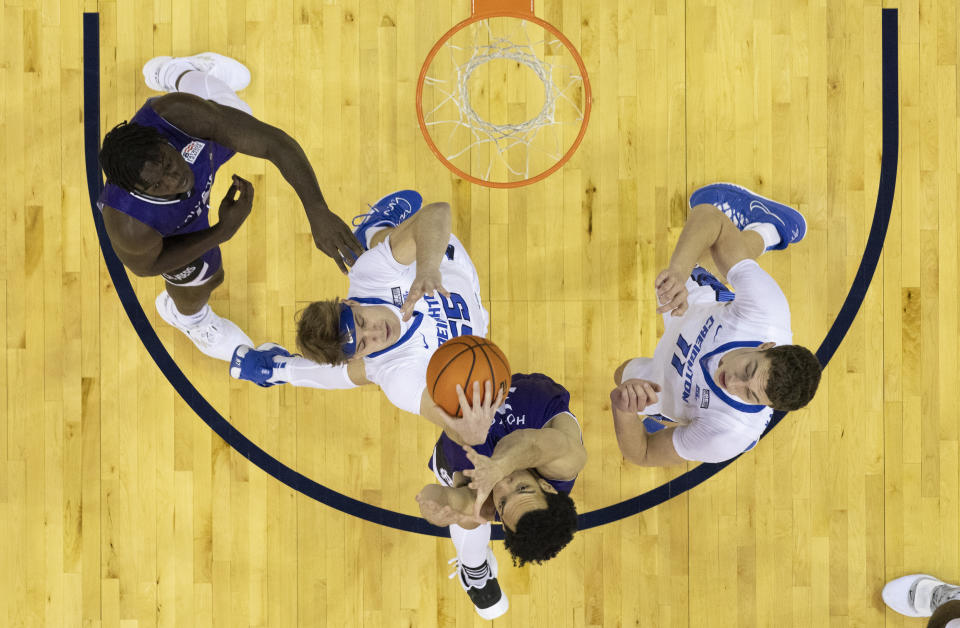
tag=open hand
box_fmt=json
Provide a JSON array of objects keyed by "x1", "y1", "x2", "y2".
[
  {"x1": 401, "y1": 269, "x2": 449, "y2": 321},
  {"x1": 437, "y1": 380, "x2": 504, "y2": 446},
  {"x1": 462, "y1": 446, "x2": 509, "y2": 520},
  {"x1": 307, "y1": 209, "x2": 365, "y2": 274},
  {"x1": 654, "y1": 267, "x2": 690, "y2": 317},
  {"x1": 610, "y1": 378, "x2": 662, "y2": 413},
  {"x1": 415, "y1": 487, "x2": 486, "y2": 527}
]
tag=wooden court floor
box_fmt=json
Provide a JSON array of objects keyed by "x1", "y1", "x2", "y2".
[{"x1": 1, "y1": 0, "x2": 958, "y2": 626}]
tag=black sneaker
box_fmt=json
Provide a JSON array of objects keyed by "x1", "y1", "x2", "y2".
[{"x1": 449, "y1": 549, "x2": 509, "y2": 619}]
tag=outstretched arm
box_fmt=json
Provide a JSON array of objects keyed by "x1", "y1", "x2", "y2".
[
  {"x1": 655, "y1": 205, "x2": 764, "y2": 317},
  {"x1": 377, "y1": 201, "x2": 453, "y2": 320},
  {"x1": 418, "y1": 380, "x2": 504, "y2": 446},
  {"x1": 462, "y1": 414, "x2": 586, "y2": 517},
  {"x1": 415, "y1": 483, "x2": 489, "y2": 529},
  {"x1": 151, "y1": 93, "x2": 363, "y2": 271}
]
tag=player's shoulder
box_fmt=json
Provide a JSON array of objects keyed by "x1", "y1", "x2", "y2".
[
  {"x1": 506, "y1": 372, "x2": 572, "y2": 411},
  {"x1": 695, "y1": 403, "x2": 772, "y2": 434},
  {"x1": 510, "y1": 372, "x2": 567, "y2": 393},
  {"x1": 363, "y1": 338, "x2": 427, "y2": 378},
  {"x1": 350, "y1": 238, "x2": 410, "y2": 280}
]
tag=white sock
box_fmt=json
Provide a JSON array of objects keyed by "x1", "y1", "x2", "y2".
[
  {"x1": 157, "y1": 59, "x2": 192, "y2": 92},
  {"x1": 176, "y1": 70, "x2": 253, "y2": 115},
  {"x1": 744, "y1": 222, "x2": 781, "y2": 250},
  {"x1": 172, "y1": 303, "x2": 211, "y2": 327},
  {"x1": 450, "y1": 523, "x2": 491, "y2": 569}
]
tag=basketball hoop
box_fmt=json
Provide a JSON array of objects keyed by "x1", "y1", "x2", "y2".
[{"x1": 416, "y1": 0, "x2": 592, "y2": 188}]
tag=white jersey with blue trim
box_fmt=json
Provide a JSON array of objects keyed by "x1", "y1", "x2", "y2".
[
  {"x1": 622, "y1": 259, "x2": 793, "y2": 463},
  {"x1": 346, "y1": 233, "x2": 489, "y2": 415}
]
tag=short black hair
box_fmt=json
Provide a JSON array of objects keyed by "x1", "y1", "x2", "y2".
[
  {"x1": 502, "y1": 488, "x2": 578, "y2": 567},
  {"x1": 99, "y1": 121, "x2": 166, "y2": 191},
  {"x1": 764, "y1": 344, "x2": 822, "y2": 411}
]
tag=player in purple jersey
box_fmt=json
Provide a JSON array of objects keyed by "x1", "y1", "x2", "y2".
[
  {"x1": 97, "y1": 53, "x2": 362, "y2": 360},
  {"x1": 415, "y1": 373, "x2": 586, "y2": 620}
]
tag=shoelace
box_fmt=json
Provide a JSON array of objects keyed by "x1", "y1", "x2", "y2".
[
  {"x1": 448, "y1": 556, "x2": 492, "y2": 589},
  {"x1": 185, "y1": 319, "x2": 223, "y2": 346},
  {"x1": 718, "y1": 203, "x2": 750, "y2": 229},
  {"x1": 352, "y1": 198, "x2": 414, "y2": 227}
]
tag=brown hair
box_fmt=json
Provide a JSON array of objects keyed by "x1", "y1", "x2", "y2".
[
  {"x1": 764, "y1": 344, "x2": 822, "y2": 411},
  {"x1": 296, "y1": 299, "x2": 350, "y2": 365}
]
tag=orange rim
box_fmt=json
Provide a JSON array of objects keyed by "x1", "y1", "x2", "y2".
[{"x1": 416, "y1": 12, "x2": 592, "y2": 189}]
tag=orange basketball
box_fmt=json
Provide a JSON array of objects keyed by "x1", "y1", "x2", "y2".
[{"x1": 426, "y1": 336, "x2": 512, "y2": 417}]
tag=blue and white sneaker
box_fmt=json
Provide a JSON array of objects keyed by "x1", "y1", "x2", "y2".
[
  {"x1": 352, "y1": 189, "x2": 423, "y2": 250},
  {"x1": 689, "y1": 183, "x2": 806, "y2": 251},
  {"x1": 230, "y1": 342, "x2": 293, "y2": 387}
]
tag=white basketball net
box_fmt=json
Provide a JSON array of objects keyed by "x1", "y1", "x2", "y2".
[{"x1": 421, "y1": 18, "x2": 587, "y2": 182}]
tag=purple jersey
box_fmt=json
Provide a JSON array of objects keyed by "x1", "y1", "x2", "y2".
[
  {"x1": 429, "y1": 372, "x2": 579, "y2": 494},
  {"x1": 97, "y1": 99, "x2": 235, "y2": 237}
]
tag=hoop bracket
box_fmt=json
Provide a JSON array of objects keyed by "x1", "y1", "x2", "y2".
[{"x1": 472, "y1": 0, "x2": 534, "y2": 19}]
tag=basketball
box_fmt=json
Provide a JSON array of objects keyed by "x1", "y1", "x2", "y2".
[{"x1": 426, "y1": 336, "x2": 512, "y2": 417}]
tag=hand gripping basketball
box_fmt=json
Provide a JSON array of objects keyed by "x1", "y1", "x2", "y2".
[
  {"x1": 438, "y1": 380, "x2": 505, "y2": 446},
  {"x1": 426, "y1": 336, "x2": 512, "y2": 418}
]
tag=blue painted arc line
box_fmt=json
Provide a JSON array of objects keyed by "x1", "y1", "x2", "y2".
[{"x1": 82, "y1": 9, "x2": 899, "y2": 537}]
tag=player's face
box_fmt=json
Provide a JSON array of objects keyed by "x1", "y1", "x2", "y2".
[
  {"x1": 492, "y1": 469, "x2": 557, "y2": 531},
  {"x1": 715, "y1": 343, "x2": 775, "y2": 406},
  {"x1": 349, "y1": 303, "x2": 400, "y2": 357},
  {"x1": 136, "y1": 143, "x2": 194, "y2": 198}
]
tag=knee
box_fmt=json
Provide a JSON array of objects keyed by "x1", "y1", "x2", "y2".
[{"x1": 206, "y1": 267, "x2": 226, "y2": 290}]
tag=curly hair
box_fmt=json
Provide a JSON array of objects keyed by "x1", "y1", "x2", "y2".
[
  {"x1": 502, "y1": 488, "x2": 578, "y2": 567},
  {"x1": 296, "y1": 300, "x2": 351, "y2": 365},
  {"x1": 764, "y1": 344, "x2": 822, "y2": 411},
  {"x1": 99, "y1": 121, "x2": 166, "y2": 192}
]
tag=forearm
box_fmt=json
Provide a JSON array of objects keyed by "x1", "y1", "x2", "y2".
[
  {"x1": 147, "y1": 225, "x2": 229, "y2": 275},
  {"x1": 666, "y1": 205, "x2": 727, "y2": 274},
  {"x1": 417, "y1": 484, "x2": 483, "y2": 529},
  {"x1": 611, "y1": 407, "x2": 649, "y2": 465},
  {"x1": 419, "y1": 391, "x2": 484, "y2": 445},
  {"x1": 413, "y1": 203, "x2": 452, "y2": 272},
  {"x1": 266, "y1": 130, "x2": 330, "y2": 215},
  {"x1": 488, "y1": 429, "x2": 559, "y2": 474}
]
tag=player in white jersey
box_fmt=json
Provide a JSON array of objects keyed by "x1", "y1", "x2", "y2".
[
  {"x1": 611, "y1": 184, "x2": 822, "y2": 466},
  {"x1": 228, "y1": 190, "x2": 495, "y2": 443}
]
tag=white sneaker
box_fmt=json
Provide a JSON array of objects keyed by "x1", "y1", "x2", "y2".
[
  {"x1": 448, "y1": 548, "x2": 509, "y2": 620},
  {"x1": 142, "y1": 52, "x2": 251, "y2": 93},
  {"x1": 155, "y1": 291, "x2": 253, "y2": 361},
  {"x1": 882, "y1": 574, "x2": 948, "y2": 617}
]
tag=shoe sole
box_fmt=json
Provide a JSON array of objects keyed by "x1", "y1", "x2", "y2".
[
  {"x1": 690, "y1": 182, "x2": 807, "y2": 249},
  {"x1": 475, "y1": 594, "x2": 509, "y2": 620}
]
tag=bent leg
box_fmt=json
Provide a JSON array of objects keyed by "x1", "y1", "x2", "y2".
[
  {"x1": 695, "y1": 205, "x2": 765, "y2": 277},
  {"x1": 165, "y1": 266, "x2": 224, "y2": 316},
  {"x1": 176, "y1": 71, "x2": 252, "y2": 115}
]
